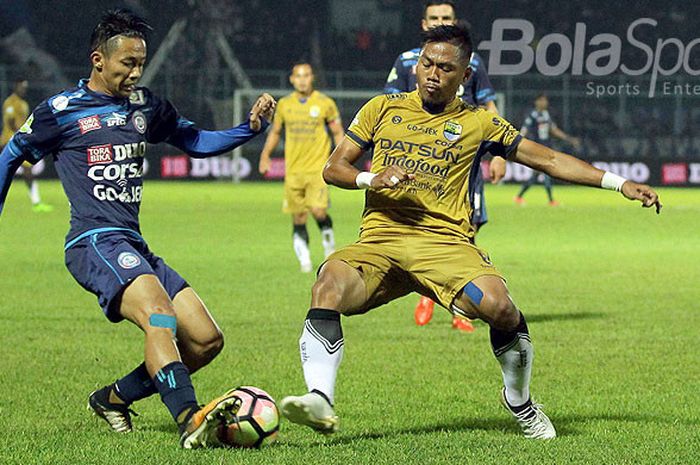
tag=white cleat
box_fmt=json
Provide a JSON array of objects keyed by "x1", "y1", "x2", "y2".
[
  {"x1": 500, "y1": 388, "x2": 556, "y2": 439},
  {"x1": 300, "y1": 261, "x2": 313, "y2": 273},
  {"x1": 280, "y1": 392, "x2": 339, "y2": 434}
]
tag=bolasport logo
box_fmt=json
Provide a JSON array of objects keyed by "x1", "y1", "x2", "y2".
[{"x1": 479, "y1": 18, "x2": 700, "y2": 98}]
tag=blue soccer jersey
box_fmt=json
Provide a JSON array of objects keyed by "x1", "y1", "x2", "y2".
[
  {"x1": 0, "y1": 79, "x2": 266, "y2": 244},
  {"x1": 384, "y1": 48, "x2": 496, "y2": 106},
  {"x1": 521, "y1": 109, "x2": 555, "y2": 147}
]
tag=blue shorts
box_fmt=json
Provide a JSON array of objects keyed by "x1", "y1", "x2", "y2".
[{"x1": 64, "y1": 230, "x2": 189, "y2": 323}]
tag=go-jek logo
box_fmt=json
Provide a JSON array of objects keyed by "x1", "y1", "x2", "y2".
[{"x1": 479, "y1": 18, "x2": 700, "y2": 97}]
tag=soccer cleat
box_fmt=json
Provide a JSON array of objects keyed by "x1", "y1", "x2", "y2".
[
  {"x1": 548, "y1": 200, "x2": 560, "y2": 207},
  {"x1": 280, "y1": 392, "x2": 339, "y2": 434},
  {"x1": 88, "y1": 386, "x2": 136, "y2": 433},
  {"x1": 514, "y1": 196, "x2": 525, "y2": 205},
  {"x1": 414, "y1": 296, "x2": 435, "y2": 326},
  {"x1": 451, "y1": 315, "x2": 475, "y2": 332},
  {"x1": 32, "y1": 202, "x2": 54, "y2": 212},
  {"x1": 180, "y1": 389, "x2": 243, "y2": 449},
  {"x1": 500, "y1": 388, "x2": 556, "y2": 439}
]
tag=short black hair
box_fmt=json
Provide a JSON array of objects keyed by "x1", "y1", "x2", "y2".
[
  {"x1": 89, "y1": 9, "x2": 152, "y2": 54},
  {"x1": 291, "y1": 61, "x2": 313, "y2": 72},
  {"x1": 421, "y1": 22, "x2": 473, "y2": 65},
  {"x1": 423, "y1": 1, "x2": 457, "y2": 19}
]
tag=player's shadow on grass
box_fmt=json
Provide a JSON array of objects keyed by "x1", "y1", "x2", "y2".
[
  {"x1": 295, "y1": 412, "x2": 697, "y2": 446},
  {"x1": 525, "y1": 311, "x2": 606, "y2": 324}
]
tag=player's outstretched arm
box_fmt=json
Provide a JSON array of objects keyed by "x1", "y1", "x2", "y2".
[
  {"x1": 323, "y1": 138, "x2": 414, "y2": 190},
  {"x1": 513, "y1": 138, "x2": 662, "y2": 213},
  {"x1": 0, "y1": 145, "x2": 26, "y2": 215},
  {"x1": 167, "y1": 94, "x2": 276, "y2": 159}
]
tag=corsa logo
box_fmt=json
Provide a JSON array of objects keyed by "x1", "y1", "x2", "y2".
[
  {"x1": 87, "y1": 144, "x2": 113, "y2": 165},
  {"x1": 78, "y1": 115, "x2": 102, "y2": 134}
]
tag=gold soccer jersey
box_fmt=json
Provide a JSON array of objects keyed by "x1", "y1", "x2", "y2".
[
  {"x1": 346, "y1": 91, "x2": 521, "y2": 240},
  {"x1": 1, "y1": 94, "x2": 30, "y2": 146},
  {"x1": 275, "y1": 91, "x2": 340, "y2": 174}
]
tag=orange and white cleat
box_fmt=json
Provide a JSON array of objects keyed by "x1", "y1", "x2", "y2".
[
  {"x1": 414, "y1": 296, "x2": 435, "y2": 326},
  {"x1": 451, "y1": 315, "x2": 475, "y2": 332},
  {"x1": 179, "y1": 389, "x2": 242, "y2": 449}
]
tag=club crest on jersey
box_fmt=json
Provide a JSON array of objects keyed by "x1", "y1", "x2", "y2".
[
  {"x1": 443, "y1": 121, "x2": 462, "y2": 142},
  {"x1": 87, "y1": 144, "x2": 113, "y2": 165},
  {"x1": 309, "y1": 106, "x2": 321, "y2": 118},
  {"x1": 118, "y1": 252, "x2": 141, "y2": 269},
  {"x1": 132, "y1": 111, "x2": 147, "y2": 134},
  {"x1": 78, "y1": 115, "x2": 102, "y2": 134}
]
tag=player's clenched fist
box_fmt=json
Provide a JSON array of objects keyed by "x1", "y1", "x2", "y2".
[
  {"x1": 621, "y1": 181, "x2": 662, "y2": 214},
  {"x1": 371, "y1": 166, "x2": 415, "y2": 190},
  {"x1": 250, "y1": 93, "x2": 277, "y2": 132}
]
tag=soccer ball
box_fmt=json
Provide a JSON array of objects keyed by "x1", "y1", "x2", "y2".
[{"x1": 219, "y1": 386, "x2": 280, "y2": 448}]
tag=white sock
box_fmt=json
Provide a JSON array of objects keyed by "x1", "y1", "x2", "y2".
[
  {"x1": 293, "y1": 232, "x2": 311, "y2": 267},
  {"x1": 321, "y1": 228, "x2": 335, "y2": 258},
  {"x1": 28, "y1": 181, "x2": 41, "y2": 205},
  {"x1": 299, "y1": 311, "x2": 344, "y2": 404},
  {"x1": 495, "y1": 334, "x2": 533, "y2": 407}
]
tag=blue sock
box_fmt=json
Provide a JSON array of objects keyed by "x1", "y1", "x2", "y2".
[
  {"x1": 153, "y1": 361, "x2": 199, "y2": 425},
  {"x1": 114, "y1": 363, "x2": 157, "y2": 405}
]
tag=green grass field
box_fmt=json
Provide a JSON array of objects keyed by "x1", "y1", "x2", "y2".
[{"x1": 1, "y1": 181, "x2": 698, "y2": 465}]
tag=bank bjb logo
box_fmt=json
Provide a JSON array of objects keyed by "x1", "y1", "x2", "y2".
[
  {"x1": 118, "y1": 252, "x2": 141, "y2": 269},
  {"x1": 443, "y1": 121, "x2": 462, "y2": 142}
]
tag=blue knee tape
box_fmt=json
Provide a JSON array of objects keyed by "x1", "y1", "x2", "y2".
[
  {"x1": 464, "y1": 282, "x2": 484, "y2": 306},
  {"x1": 149, "y1": 313, "x2": 177, "y2": 335}
]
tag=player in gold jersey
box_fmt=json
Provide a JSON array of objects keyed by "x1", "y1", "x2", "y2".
[
  {"x1": 280, "y1": 25, "x2": 661, "y2": 439},
  {"x1": 259, "y1": 63, "x2": 344, "y2": 272},
  {"x1": 1, "y1": 79, "x2": 52, "y2": 212}
]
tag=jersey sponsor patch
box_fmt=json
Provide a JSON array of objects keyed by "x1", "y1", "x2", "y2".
[
  {"x1": 87, "y1": 144, "x2": 113, "y2": 165},
  {"x1": 443, "y1": 121, "x2": 462, "y2": 142},
  {"x1": 105, "y1": 112, "x2": 127, "y2": 127},
  {"x1": 309, "y1": 105, "x2": 321, "y2": 118},
  {"x1": 117, "y1": 251, "x2": 141, "y2": 269},
  {"x1": 78, "y1": 115, "x2": 102, "y2": 134},
  {"x1": 129, "y1": 90, "x2": 146, "y2": 105}
]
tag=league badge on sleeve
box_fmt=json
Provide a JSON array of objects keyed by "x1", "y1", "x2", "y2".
[{"x1": 443, "y1": 121, "x2": 462, "y2": 142}]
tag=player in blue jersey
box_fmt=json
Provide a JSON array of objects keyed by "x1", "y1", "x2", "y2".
[
  {"x1": 384, "y1": 1, "x2": 504, "y2": 331},
  {"x1": 515, "y1": 94, "x2": 581, "y2": 206},
  {"x1": 0, "y1": 10, "x2": 275, "y2": 449}
]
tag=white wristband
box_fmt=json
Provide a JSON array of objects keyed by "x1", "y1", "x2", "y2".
[
  {"x1": 601, "y1": 171, "x2": 627, "y2": 192},
  {"x1": 355, "y1": 171, "x2": 377, "y2": 189}
]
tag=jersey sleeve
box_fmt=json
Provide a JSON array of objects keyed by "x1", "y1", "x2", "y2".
[
  {"x1": 325, "y1": 98, "x2": 340, "y2": 123},
  {"x1": 144, "y1": 91, "x2": 181, "y2": 144},
  {"x1": 345, "y1": 96, "x2": 383, "y2": 150},
  {"x1": 383, "y1": 55, "x2": 409, "y2": 94},
  {"x1": 480, "y1": 112, "x2": 522, "y2": 160},
  {"x1": 471, "y1": 60, "x2": 497, "y2": 105},
  {"x1": 520, "y1": 113, "x2": 535, "y2": 133},
  {"x1": 0, "y1": 100, "x2": 62, "y2": 214}
]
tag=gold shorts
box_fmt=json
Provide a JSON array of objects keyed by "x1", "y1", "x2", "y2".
[
  {"x1": 283, "y1": 172, "x2": 329, "y2": 214},
  {"x1": 326, "y1": 230, "x2": 502, "y2": 314}
]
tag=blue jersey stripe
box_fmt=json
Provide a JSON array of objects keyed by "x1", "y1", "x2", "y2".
[{"x1": 65, "y1": 227, "x2": 144, "y2": 250}]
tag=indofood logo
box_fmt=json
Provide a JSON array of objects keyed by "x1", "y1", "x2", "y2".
[{"x1": 479, "y1": 18, "x2": 699, "y2": 97}]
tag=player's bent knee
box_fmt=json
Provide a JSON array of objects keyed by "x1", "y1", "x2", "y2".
[
  {"x1": 188, "y1": 329, "x2": 224, "y2": 361},
  {"x1": 482, "y1": 295, "x2": 518, "y2": 330}
]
